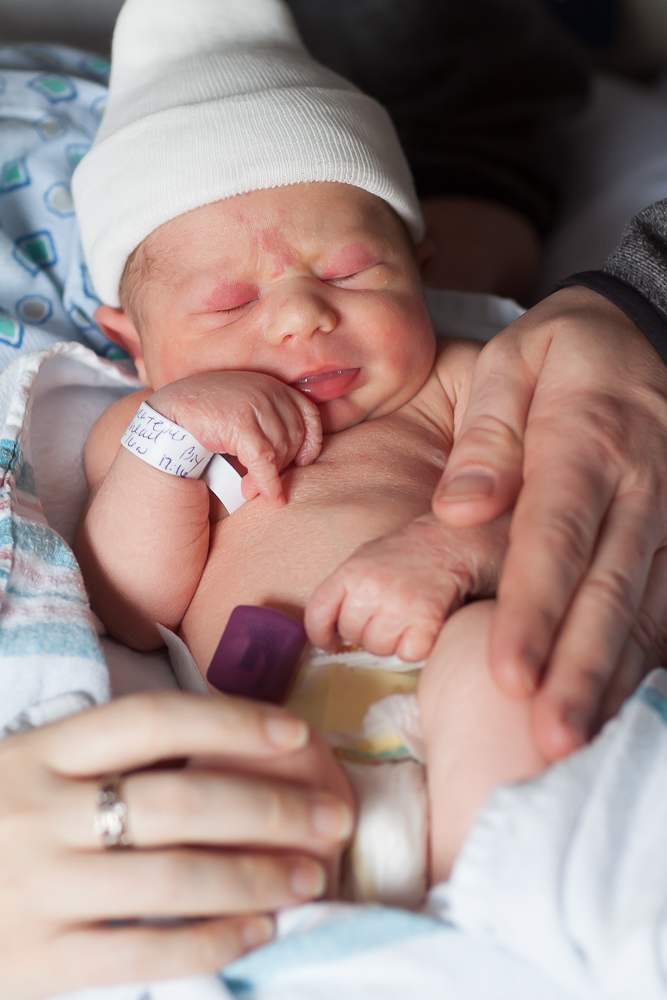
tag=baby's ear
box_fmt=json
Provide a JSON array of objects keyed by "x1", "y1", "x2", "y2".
[{"x1": 94, "y1": 306, "x2": 149, "y2": 384}]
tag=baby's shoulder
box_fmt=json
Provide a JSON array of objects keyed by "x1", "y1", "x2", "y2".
[
  {"x1": 404, "y1": 338, "x2": 482, "y2": 414},
  {"x1": 432, "y1": 336, "x2": 482, "y2": 402},
  {"x1": 84, "y1": 389, "x2": 151, "y2": 489}
]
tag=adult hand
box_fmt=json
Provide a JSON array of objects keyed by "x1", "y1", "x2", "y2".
[
  {"x1": 433, "y1": 285, "x2": 667, "y2": 761},
  {"x1": 0, "y1": 692, "x2": 353, "y2": 1000}
]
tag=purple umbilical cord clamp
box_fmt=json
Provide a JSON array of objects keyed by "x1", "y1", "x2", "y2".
[{"x1": 206, "y1": 605, "x2": 307, "y2": 704}]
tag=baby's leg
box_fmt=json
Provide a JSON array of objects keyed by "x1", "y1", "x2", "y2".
[{"x1": 418, "y1": 600, "x2": 548, "y2": 884}]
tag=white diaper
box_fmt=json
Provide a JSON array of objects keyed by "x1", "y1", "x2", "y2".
[{"x1": 159, "y1": 628, "x2": 429, "y2": 908}]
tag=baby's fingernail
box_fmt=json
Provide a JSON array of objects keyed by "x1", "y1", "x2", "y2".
[
  {"x1": 241, "y1": 916, "x2": 274, "y2": 950},
  {"x1": 438, "y1": 471, "x2": 494, "y2": 503},
  {"x1": 290, "y1": 859, "x2": 326, "y2": 899},
  {"x1": 311, "y1": 797, "x2": 354, "y2": 840},
  {"x1": 264, "y1": 714, "x2": 309, "y2": 750}
]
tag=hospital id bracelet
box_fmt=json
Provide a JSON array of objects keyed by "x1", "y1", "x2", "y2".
[
  {"x1": 121, "y1": 401, "x2": 248, "y2": 514},
  {"x1": 121, "y1": 401, "x2": 213, "y2": 478}
]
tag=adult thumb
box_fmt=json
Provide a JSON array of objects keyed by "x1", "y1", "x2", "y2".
[{"x1": 433, "y1": 335, "x2": 535, "y2": 527}]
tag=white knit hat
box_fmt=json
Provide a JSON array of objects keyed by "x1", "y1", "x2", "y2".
[{"x1": 72, "y1": 0, "x2": 424, "y2": 307}]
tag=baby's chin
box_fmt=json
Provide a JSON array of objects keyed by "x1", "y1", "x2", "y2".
[
  {"x1": 317, "y1": 399, "x2": 366, "y2": 435},
  {"x1": 318, "y1": 382, "x2": 413, "y2": 433}
]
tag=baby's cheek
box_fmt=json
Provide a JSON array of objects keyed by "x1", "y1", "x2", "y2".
[
  {"x1": 142, "y1": 335, "x2": 202, "y2": 388},
  {"x1": 379, "y1": 308, "x2": 435, "y2": 394}
]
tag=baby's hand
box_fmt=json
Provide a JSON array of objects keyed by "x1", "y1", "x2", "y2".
[
  {"x1": 305, "y1": 512, "x2": 509, "y2": 661},
  {"x1": 150, "y1": 371, "x2": 322, "y2": 507}
]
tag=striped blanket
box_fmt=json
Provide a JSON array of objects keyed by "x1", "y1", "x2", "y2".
[{"x1": 0, "y1": 341, "x2": 139, "y2": 731}]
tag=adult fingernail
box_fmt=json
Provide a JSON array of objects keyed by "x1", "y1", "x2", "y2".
[
  {"x1": 290, "y1": 859, "x2": 326, "y2": 899},
  {"x1": 438, "y1": 471, "x2": 494, "y2": 503},
  {"x1": 311, "y1": 797, "x2": 354, "y2": 840},
  {"x1": 264, "y1": 715, "x2": 309, "y2": 750},
  {"x1": 242, "y1": 915, "x2": 274, "y2": 949}
]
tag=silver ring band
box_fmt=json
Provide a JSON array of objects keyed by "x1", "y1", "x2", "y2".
[{"x1": 94, "y1": 774, "x2": 133, "y2": 849}]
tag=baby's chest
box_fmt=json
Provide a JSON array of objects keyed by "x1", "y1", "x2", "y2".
[
  {"x1": 305, "y1": 414, "x2": 448, "y2": 497},
  {"x1": 184, "y1": 420, "x2": 447, "y2": 666}
]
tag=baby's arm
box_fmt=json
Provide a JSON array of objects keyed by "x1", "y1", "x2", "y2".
[
  {"x1": 306, "y1": 338, "x2": 505, "y2": 658},
  {"x1": 75, "y1": 372, "x2": 321, "y2": 649},
  {"x1": 419, "y1": 600, "x2": 547, "y2": 882},
  {"x1": 306, "y1": 511, "x2": 508, "y2": 660},
  {"x1": 75, "y1": 388, "x2": 212, "y2": 649}
]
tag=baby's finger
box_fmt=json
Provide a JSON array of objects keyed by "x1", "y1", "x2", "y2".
[
  {"x1": 305, "y1": 574, "x2": 347, "y2": 651},
  {"x1": 395, "y1": 620, "x2": 442, "y2": 663},
  {"x1": 336, "y1": 593, "x2": 377, "y2": 650},
  {"x1": 287, "y1": 388, "x2": 322, "y2": 466},
  {"x1": 240, "y1": 475, "x2": 261, "y2": 501},
  {"x1": 236, "y1": 436, "x2": 286, "y2": 508},
  {"x1": 359, "y1": 613, "x2": 404, "y2": 658}
]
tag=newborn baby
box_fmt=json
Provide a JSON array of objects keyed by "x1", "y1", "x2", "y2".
[
  {"x1": 73, "y1": 0, "x2": 520, "y2": 900},
  {"x1": 78, "y1": 180, "x2": 476, "y2": 660},
  {"x1": 76, "y1": 178, "x2": 537, "y2": 889}
]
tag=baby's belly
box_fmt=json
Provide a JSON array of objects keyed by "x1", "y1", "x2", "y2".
[{"x1": 180, "y1": 445, "x2": 442, "y2": 671}]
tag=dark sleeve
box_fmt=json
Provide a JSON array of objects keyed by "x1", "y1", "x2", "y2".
[
  {"x1": 284, "y1": 0, "x2": 590, "y2": 236},
  {"x1": 555, "y1": 199, "x2": 667, "y2": 366}
]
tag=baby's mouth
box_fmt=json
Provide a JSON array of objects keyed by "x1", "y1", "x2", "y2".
[{"x1": 291, "y1": 368, "x2": 360, "y2": 403}]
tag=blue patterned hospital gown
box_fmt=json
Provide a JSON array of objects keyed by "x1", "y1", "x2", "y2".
[{"x1": 0, "y1": 42, "x2": 122, "y2": 371}]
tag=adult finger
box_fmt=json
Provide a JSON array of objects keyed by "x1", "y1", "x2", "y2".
[
  {"x1": 527, "y1": 488, "x2": 660, "y2": 760},
  {"x1": 33, "y1": 917, "x2": 274, "y2": 998},
  {"x1": 42, "y1": 849, "x2": 326, "y2": 921},
  {"x1": 37, "y1": 692, "x2": 310, "y2": 777},
  {"x1": 488, "y1": 404, "x2": 619, "y2": 699},
  {"x1": 433, "y1": 324, "x2": 542, "y2": 527},
  {"x1": 597, "y1": 545, "x2": 667, "y2": 725},
  {"x1": 62, "y1": 768, "x2": 353, "y2": 852}
]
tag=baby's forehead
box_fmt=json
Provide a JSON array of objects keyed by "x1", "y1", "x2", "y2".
[
  {"x1": 122, "y1": 183, "x2": 411, "y2": 307},
  {"x1": 151, "y1": 183, "x2": 403, "y2": 255}
]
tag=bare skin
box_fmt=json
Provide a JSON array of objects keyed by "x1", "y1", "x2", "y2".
[
  {"x1": 80, "y1": 338, "x2": 498, "y2": 668},
  {"x1": 418, "y1": 600, "x2": 547, "y2": 882}
]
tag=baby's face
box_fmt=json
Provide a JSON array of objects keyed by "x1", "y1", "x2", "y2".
[{"x1": 103, "y1": 182, "x2": 435, "y2": 433}]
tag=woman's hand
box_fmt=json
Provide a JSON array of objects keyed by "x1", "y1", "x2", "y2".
[
  {"x1": 433, "y1": 285, "x2": 667, "y2": 761},
  {"x1": 0, "y1": 692, "x2": 353, "y2": 1000},
  {"x1": 305, "y1": 512, "x2": 509, "y2": 662}
]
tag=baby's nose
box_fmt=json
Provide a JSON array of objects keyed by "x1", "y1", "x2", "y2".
[{"x1": 265, "y1": 280, "x2": 337, "y2": 344}]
